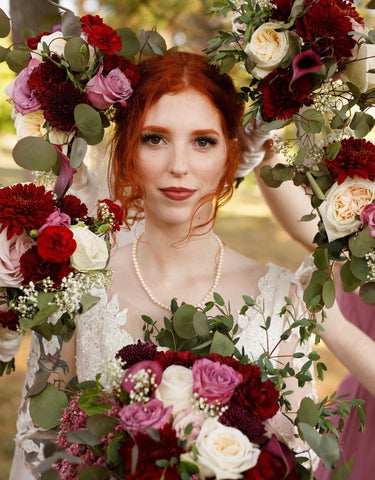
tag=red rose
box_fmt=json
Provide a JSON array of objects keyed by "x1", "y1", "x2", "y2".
[
  {"x1": 234, "y1": 364, "x2": 279, "y2": 420},
  {"x1": 0, "y1": 309, "x2": 20, "y2": 331},
  {"x1": 295, "y1": 0, "x2": 363, "y2": 64},
  {"x1": 259, "y1": 69, "x2": 313, "y2": 121},
  {"x1": 37, "y1": 226, "x2": 76, "y2": 263},
  {"x1": 325, "y1": 138, "x2": 375, "y2": 184},
  {"x1": 0, "y1": 183, "x2": 56, "y2": 240},
  {"x1": 20, "y1": 245, "x2": 73, "y2": 288},
  {"x1": 59, "y1": 195, "x2": 88, "y2": 222}
]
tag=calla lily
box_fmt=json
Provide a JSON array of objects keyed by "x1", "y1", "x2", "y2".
[
  {"x1": 54, "y1": 146, "x2": 77, "y2": 199},
  {"x1": 291, "y1": 49, "x2": 323, "y2": 84}
]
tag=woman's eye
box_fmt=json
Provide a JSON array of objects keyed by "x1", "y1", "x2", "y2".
[
  {"x1": 141, "y1": 134, "x2": 163, "y2": 145},
  {"x1": 196, "y1": 136, "x2": 218, "y2": 148}
]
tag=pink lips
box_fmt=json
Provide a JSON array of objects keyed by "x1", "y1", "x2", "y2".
[{"x1": 160, "y1": 187, "x2": 196, "y2": 201}]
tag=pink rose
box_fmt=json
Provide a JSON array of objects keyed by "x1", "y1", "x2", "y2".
[
  {"x1": 86, "y1": 65, "x2": 133, "y2": 109},
  {"x1": 361, "y1": 202, "x2": 375, "y2": 237},
  {"x1": 0, "y1": 228, "x2": 34, "y2": 287},
  {"x1": 118, "y1": 399, "x2": 173, "y2": 432},
  {"x1": 172, "y1": 407, "x2": 208, "y2": 448},
  {"x1": 122, "y1": 360, "x2": 163, "y2": 393},
  {"x1": 192, "y1": 358, "x2": 243, "y2": 404},
  {"x1": 38, "y1": 209, "x2": 71, "y2": 234},
  {"x1": 10, "y1": 59, "x2": 42, "y2": 114}
]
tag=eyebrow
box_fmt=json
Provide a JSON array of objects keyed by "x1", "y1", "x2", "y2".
[{"x1": 141, "y1": 126, "x2": 221, "y2": 136}]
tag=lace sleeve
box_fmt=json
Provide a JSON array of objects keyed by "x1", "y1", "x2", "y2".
[{"x1": 9, "y1": 332, "x2": 68, "y2": 479}]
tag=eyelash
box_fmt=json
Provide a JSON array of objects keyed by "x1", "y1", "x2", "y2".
[
  {"x1": 140, "y1": 133, "x2": 218, "y2": 148},
  {"x1": 141, "y1": 133, "x2": 163, "y2": 145}
]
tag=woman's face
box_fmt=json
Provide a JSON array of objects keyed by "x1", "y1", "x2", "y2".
[{"x1": 137, "y1": 89, "x2": 228, "y2": 228}]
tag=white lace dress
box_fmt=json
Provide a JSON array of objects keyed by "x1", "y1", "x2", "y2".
[{"x1": 9, "y1": 262, "x2": 315, "y2": 479}]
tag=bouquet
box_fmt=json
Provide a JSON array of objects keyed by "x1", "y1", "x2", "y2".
[
  {"x1": 29, "y1": 295, "x2": 365, "y2": 479},
  {"x1": 207, "y1": 0, "x2": 375, "y2": 307},
  {"x1": 0, "y1": 3, "x2": 167, "y2": 193},
  {"x1": 0, "y1": 181, "x2": 123, "y2": 375}
]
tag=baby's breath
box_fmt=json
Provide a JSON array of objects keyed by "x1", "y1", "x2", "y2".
[
  {"x1": 32, "y1": 170, "x2": 58, "y2": 191},
  {"x1": 365, "y1": 252, "x2": 375, "y2": 281},
  {"x1": 98, "y1": 202, "x2": 115, "y2": 226},
  {"x1": 126, "y1": 368, "x2": 158, "y2": 403},
  {"x1": 192, "y1": 392, "x2": 228, "y2": 418}
]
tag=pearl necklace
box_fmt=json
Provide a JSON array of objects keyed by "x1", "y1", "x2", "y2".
[{"x1": 132, "y1": 234, "x2": 224, "y2": 311}]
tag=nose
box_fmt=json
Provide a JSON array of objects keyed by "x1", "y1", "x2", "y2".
[{"x1": 168, "y1": 143, "x2": 189, "y2": 176}]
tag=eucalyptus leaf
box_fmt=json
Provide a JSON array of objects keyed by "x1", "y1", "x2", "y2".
[
  {"x1": 6, "y1": 49, "x2": 31, "y2": 73},
  {"x1": 78, "y1": 466, "x2": 110, "y2": 480},
  {"x1": 29, "y1": 383, "x2": 68, "y2": 429},
  {"x1": 173, "y1": 304, "x2": 197, "y2": 339},
  {"x1": 70, "y1": 137, "x2": 88, "y2": 168},
  {"x1": 86, "y1": 414, "x2": 118, "y2": 437},
  {"x1": 209, "y1": 331, "x2": 235, "y2": 356},
  {"x1": 300, "y1": 109, "x2": 324, "y2": 134},
  {"x1": 80, "y1": 293, "x2": 100, "y2": 314},
  {"x1": 67, "y1": 429, "x2": 101, "y2": 446},
  {"x1": 0, "y1": 45, "x2": 8, "y2": 62},
  {"x1": 116, "y1": 27, "x2": 140, "y2": 59},
  {"x1": 20, "y1": 27, "x2": 35, "y2": 42},
  {"x1": 259, "y1": 118, "x2": 292, "y2": 131},
  {"x1": 313, "y1": 246, "x2": 330, "y2": 270},
  {"x1": 322, "y1": 277, "x2": 336, "y2": 308},
  {"x1": 340, "y1": 261, "x2": 361, "y2": 292},
  {"x1": 193, "y1": 311, "x2": 210, "y2": 338},
  {"x1": 37, "y1": 291, "x2": 56, "y2": 310},
  {"x1": 0, "y1": 9, "x2": 10, "y2": 38},
  {"x1": 350, "y1": 111, "x2": 375, "y2": 138},
  {"x1": 140, "y1": 30, "x2": 167, "y2": 56},
  {"x1": 359, "y1": 282, "x2": 375, "y2": 305},
  {"x1": 61, "y1": 10, "x2": 81, "y2": 37},
  {"x1": 350, "y1": 256, "x2": 370, "y2": 281},
  {"x1": 330, "y1": 457, "x2": 354, "y2": 480},
  {"x1": 13, "y1": 137, "x2": 59, "y2": 171},
  {"x1": 325, "y1": 142, "x2": 341, "y2": 161},
  {"x1": 319, "y1": 435, "x2": 341, "y2": 469},
  {"x1": 220, "y1": 55, "x2": 236, "y2": 74},
  {"x1": 297, "y1": 397, "x2": 319, "y2": 426},
  {"x1": 64, "y1": 37, "x2": 89, "y2": 72},
  {"x1": 19, "y1": 304, "x2": 59, "y2": 330},
  {"x1": 348, "y1": 227, "x2": 375, "y2": 257},
  {"x1": 74, "y1": 104, "x2": 104, "y2": 145}
]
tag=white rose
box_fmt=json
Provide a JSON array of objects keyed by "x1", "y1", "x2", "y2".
[
  {"x1": 319, "y1": 177, "x2": 375, "y2": 242},
  {"x1": 193, "y1": 417, "x2": 260, "y2": 479},
  {"x1": 264, "y1": 411, "x2": 297, "y2": 448},
  {"x1": 345, "y1": 43, "x2": 375, "y2": 92},
  {"x1": 70, "y1": 226, "x2": 109, "y2": 272},
  {"x1": 0, "y1": 326, "x2": 22, "y2": 362},
  {"x1": 155, "y1": 364, "x2": 194, "y2": 414},
  {"x1": 30, "y1": 31, "x2": 67, "y2": 58},
  {"x1": 14, "y1": 111, "x2": 72, "y2": 149},
  {"x1": 0, "y1": 228, "x2": 34, "y2": 287},
  {"x1": 245, "y1": 22, "x2": 290, "y2": 79}
]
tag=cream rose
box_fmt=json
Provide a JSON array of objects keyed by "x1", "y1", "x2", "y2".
[
  {"x1": 0, "y1": 326, "x2": 22, "y2": 362},
  {"x1": 345, "y1": 43, "x2": 375, "y2": 92},
  {"x1": 70, "y1": 226, "x2": 109, "y2": 272},
  {"x1": 14, "y1": 111, "x2": 72, "y2": 148},
  {"x1": 193, "y1": 417, "x2": 260, "y2": 479},
  {"x1": 245, "y1": 22, "x2": 290, "y2": 79},
  {"x1": 319, "y1": 177, "x2": 375, "y2": 242},
  {"x1": 30, "y1": 31, "x2": 67, "y2": 58},
  {"x1": 155, "y1": 364, "x2": 194, "y2": 414}
]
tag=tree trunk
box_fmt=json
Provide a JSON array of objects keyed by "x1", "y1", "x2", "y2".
[{"x1": 10, "y1": 0, "x2": 60, "y2": 44}]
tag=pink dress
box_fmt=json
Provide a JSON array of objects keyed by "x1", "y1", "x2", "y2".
[{"x1": 315, "y1": 282, "x2": 375, "y2": 479}]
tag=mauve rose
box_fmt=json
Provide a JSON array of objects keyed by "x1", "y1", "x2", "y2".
[
  {"x1": 361, "y1": 202, "x2": 375, "y2": 238},
  {"x1": 86, "y1": 66, "x2": 133, "y2": 109},
  {"x1": 118, "y1": 399, "x2": 173, "y2": 432},
  {"x1": 192, "y1": 358, "x2": 243, "y2": 404},
  {"x1": 0, "y1": 228, "x2": 34, "y2": 287},
  {"x1": 10, "y1": 58, "x2": 41, "y2": 114},
  {"x1": 122, "y1": 360, "x2": 163, "y2": 393},
  {"x1": 38, "y1": 209, "x2": 71, "y2": 234}
]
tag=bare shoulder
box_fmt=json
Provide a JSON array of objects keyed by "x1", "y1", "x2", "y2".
[{"x1": 222, "y1": 246, "x2": 268, "y2": 279}]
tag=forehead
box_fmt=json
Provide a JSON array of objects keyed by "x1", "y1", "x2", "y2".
[{"x1": 143, "y1": 89, "x2": 223, "y2": 131}]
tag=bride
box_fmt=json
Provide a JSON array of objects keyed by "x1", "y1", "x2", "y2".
[{"x1": 9, "y1": 51, "x2": 375, "y2": 479}]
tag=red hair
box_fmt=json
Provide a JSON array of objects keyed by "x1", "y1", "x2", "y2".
[{"x1": 109, "y1": 51, "x2": 244, "y2": 230}]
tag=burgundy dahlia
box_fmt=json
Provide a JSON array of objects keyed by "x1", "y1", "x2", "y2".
[
  {"x1": 325, "y1": 138, "x2": 375, "y2": 184},
  {"x1": 59, "y1": 195, "x2": 88, "y2": 222},
  {"x1": 116, "y1": 340, "x2": 157, "y2": 369},
  {"x1": 0, "y1": 183, "x2": 56, "y2": 240},
  {"x1": 220, "y1": 401, "x2": 267, "y2": 444}
]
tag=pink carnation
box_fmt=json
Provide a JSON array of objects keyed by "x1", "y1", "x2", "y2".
[
  {"x1": 38, "y1": 209, "x2": 71, "y2": 233},
  {"x1": 360, "y1": 202, "x2": 375, "y2": 237},
  {"x1": 192, "y1": 358, "x2": 243, "y2": 404},
  {"x1": 86, "y1": 65, "x2": 133, "y2": 109},
  {"x1": 118, "y1": 399, "x2": 173, "y2": 432}
]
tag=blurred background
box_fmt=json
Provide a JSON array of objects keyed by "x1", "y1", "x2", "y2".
[{"x1": 3, "y1": 0, "x2": 373, "y2": 477}]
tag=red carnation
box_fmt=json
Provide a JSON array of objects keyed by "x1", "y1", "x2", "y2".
[
  {"x1": 244, "y1": 449, "x2": 297, "y2": 480},
  {"x1": 153, "y1": 350, "x2": 196, "y2": 369},
  {"x1": 234, "y1": 364, "x2": 279, "y2": 420},
  {"x1": 80, "y1": 14, "x2": 105, "y2": 31},
  {"x1": 37, "y1": 226, "x2": 76, "y2": 263},
  {"x1": 20, "y1": 246, "x2": 73, "y2": 288},
  {"x1": 80, "y1": 15, "x2": 121, "y2": 54},
  {"x1": 59, "y1": 195, "x2": 88, "y2": 221},
  {"x1": 27, "y1": 31, "x2": 50, "y2": 50},
  {"x1": 259, "y1": 68, "x2": 313, "y2": 121},
  {"x1": 0, "y1": 183, "x2": 56, "y2": 240},
  {"x1": 295, "y1": 0, "x2": 363, "y2": 64},
  {"x1": 102, "y1": 55, "x2": 140, "y2": 86},
  {"x1": 325, "y1": 138, "x2": 375, "y2": 184},
  {"x1": 98, "y1": 199, "x2": 124, "y2": 230},
  {"x1": 0, "y1": 309, "x2": 20, "y2": 331}
]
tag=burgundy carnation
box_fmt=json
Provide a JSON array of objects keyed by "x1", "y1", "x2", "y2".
[
  {"x1": 295, "y1": 0, "x2": 363, "y2": 64},
  {"x1": 220, "y1": 401, "x2": 267, "y2": 444},
  {"x1": 0, "y1": 309, "x2": 20, "y2": 331},
  {"x1": 116, "y1": 340, "x2": 157, "y2": 369},
  {"x1": 59, "y1": 195, "x2": 88, "y2": 221},
  {"x1": 20, "y1": 245, "x2": 73, "y2": 288},
  {"x1": 234, "y1": 364, "x2": 279, "y2": 420},
  {"x1": 325, "y1": 138, "x2": 375, "y2": 184},
  {"x1": 259, "y1": 68, "x2": 313, "y2": 121},
  {"x1": 102, "y1": 55, "x2": 140, "y2": 86},
  {"x1": 37, "y1": 226, "x2": 76, "y2": 263},
  {"x1": 244, "y1": 449, "x2": 297, "y2": 480},
  {"x1": 153, "y1": 350, "x2": 196, "y2": 369},
  {"x1": 0, "y1": 183, "x2": 56, "y2": 240},
  {"x1": 271, "y1": 0, "x2": 293, "y2": 21}
]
